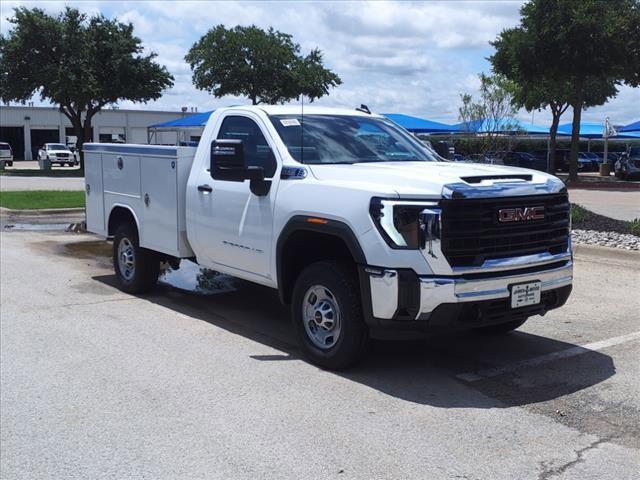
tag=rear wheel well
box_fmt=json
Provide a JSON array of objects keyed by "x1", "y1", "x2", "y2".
[
  {"x1": 108, "y1": 207, "x2": 137, "y2": 237},
  {"x1": 278, "y1": 230, "x2": 358, "y2": 304}
]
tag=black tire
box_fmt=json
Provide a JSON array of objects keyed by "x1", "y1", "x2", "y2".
[
  {"x1": 291, "y1": 261, "x2": 368, "y2": 370},
  {"x1": 475, "y1": 318, "x2": 527, "y2": 334},
  {"x1": 112, "y1": 223, "x2": 160, "y2": 294}
]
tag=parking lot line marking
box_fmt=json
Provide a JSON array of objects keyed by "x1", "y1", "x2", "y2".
[{"x1": 456, "y1": 331, "x2": 640, "y2": 383}]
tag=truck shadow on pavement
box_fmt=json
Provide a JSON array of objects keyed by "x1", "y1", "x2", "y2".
[{"x1": 93, "y1": 272, "x2": 615, "y2": 410}]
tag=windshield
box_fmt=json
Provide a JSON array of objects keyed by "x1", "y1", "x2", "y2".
[
  {"x1": 48, "y1": 144, "x2": 69, "y2": 150},
  {"x1": 269, "y1": 114, "x2": 439, "y2": 164},
  {"x1": 0, "y1": 144, "x2": 10, "y2": 151}
]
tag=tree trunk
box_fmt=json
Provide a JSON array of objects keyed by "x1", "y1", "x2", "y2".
[
  {"x1": 568, "y1": 99, "x2": 583, "y2": 182},
  {"x1": 71, "y1": 120, "x2": 84, "y2": 170},
  {"x1": 79, "y1": 117, "x2": 93, "y2": 171},
  {"x1": 548, "y1": 114, "x2": 560, "y2": 175}
]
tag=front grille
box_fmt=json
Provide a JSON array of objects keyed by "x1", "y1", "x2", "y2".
[
  {"x1": 57, "y1": 153, "x2": 69, "y2": 158},
  {"x1": 440, "y1": 193, "x2": 570, "y2": 267}
]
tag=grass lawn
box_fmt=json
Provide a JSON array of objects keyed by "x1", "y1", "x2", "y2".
[
  {"x1": 0, "y1": 169, "x2": 84, "y2": 177},
  {"x1": 0, "y1": 190, "x2": 85, "y2": 210}
]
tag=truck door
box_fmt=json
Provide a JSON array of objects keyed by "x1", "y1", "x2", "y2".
[{"x1": 189, "y1": 113, "x2": 279, "y2": 280}]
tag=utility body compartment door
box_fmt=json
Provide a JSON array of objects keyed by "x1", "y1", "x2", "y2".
[
  {"x1": 84, "y1": 150, "x2": 106, "y2": 236},
  {"x1": 140, "y1": 156, "x2": 179, "y2": 254}
]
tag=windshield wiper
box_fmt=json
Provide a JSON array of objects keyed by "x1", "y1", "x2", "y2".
[
  {"x1": 304, "y1": 161, "x2": 356, "y2": 165},
  {"x1": 353, "y1": 158, "x2": 424, "y2": 163}
]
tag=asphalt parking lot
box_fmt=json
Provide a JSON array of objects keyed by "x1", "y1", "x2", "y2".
[{"x1": 1, "y1": 229, "x2": 639, "y2": 479}]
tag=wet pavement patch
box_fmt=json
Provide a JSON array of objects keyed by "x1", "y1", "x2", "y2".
[
  {"x1": 59, "y1": 239, "x2": 239, "y2": 296},
  {"x1": 3, "y1": 223, "x2": 71, "y2": 231},
  {"x1": 159, "y1": 261, "x2": 239, "y2": 296},
  {"x1": 62, "y1": 240, "x2": 112, "y2": 259}
]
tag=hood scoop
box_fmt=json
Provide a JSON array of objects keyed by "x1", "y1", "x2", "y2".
[{"x1": 460, "y1": 174, "x2": 532, "y2": 184}]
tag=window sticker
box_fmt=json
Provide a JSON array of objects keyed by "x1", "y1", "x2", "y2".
[{"x1": 280, "y1": 118, "x2": 301, "y2": 127}]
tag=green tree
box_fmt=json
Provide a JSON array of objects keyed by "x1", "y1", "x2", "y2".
[
  {"x1": 0, "y1": 7, "x2": 174, "y2": 168},
  {"x1": 492, "y1": 0, "x2": 640, "y2": 181},
  {"x1": 491, "y1": 28, "x2": 570, "y2": 173},
  {"x1": 458, "y1": 73, "x2": 520, "y2": 153},
  {"x1": 185, "y1": 25, "x2": 341, "y2": 105}
]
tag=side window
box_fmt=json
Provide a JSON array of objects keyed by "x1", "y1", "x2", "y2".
[{"x1": 216, "y1": 116, "x2": 277, "y2": 178}]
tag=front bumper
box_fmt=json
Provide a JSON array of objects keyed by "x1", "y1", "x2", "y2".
[{"x1": 360, "y1": 261, "x2": 573, "y2": 332}]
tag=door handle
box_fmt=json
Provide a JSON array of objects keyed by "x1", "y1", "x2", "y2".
[{"x1": 197, "y1": 184, "x2": 213, "y2": 193}]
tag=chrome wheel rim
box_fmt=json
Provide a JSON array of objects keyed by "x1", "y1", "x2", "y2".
[
  {"x1": 302, "y1": 285, "x2": 341, "y2": 349},
  {"x1": 117, "y1": 237, "x2": 135, "y2": 281}
]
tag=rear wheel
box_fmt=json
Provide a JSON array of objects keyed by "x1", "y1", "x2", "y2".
[
  {"x1": 475, "y1": 318, "x2": 527, "y2": 334},
  {"x1": 291, "y1": 261, "x2": 368, "y2": 370},
  {"x1": 112, "y1": 223, "x2": 160, "y2": 294}
]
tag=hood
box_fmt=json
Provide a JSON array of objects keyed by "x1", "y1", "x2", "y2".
[
  {"x1": 308, "y1": 161, "x2": 564, "y2": 199},
  {"x1": 48, "y1": 149, "x2": 72, "y2": 154}
]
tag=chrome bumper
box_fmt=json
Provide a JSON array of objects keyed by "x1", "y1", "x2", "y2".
[{"x1": 366, "y1": 262, "x2": 573, "y2": 320}]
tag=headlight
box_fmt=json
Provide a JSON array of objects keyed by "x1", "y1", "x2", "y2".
[{"x1": 370, "y1": 198, "x2": 440, "y2": 249}]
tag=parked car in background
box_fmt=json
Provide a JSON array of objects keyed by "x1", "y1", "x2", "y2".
[
  {"x1": 501, "y1": 151, "x2": 546, "y2": 171},
  {"x1": 485, "y1": 151, "x2": 505, "y2": 165},
  {"x1": 37, "y1": 143, "x2": 77, "y2": 167},
  {"x1": 615, "y1": 146, "x2": 640, "y2": 180},
  {"x1": 0, "y1": 142, "x2": 13, "y2": 166},
  {"x1": 465, "y1": 153, "x2": 492, "y2": 164},
  {"x1": 604, "y1": 152, "x2": 622, "y2": 170},
  {"x1": 580, "y1": 152, "x2": 601, "y2": 170},
  {"x1": 554, "y1": 150, "x2": 593, "y2": 172}
]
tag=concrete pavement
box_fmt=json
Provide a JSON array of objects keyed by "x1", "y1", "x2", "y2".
[
  {"x1": 1, "y1": 230, "x2": 639, "y2": 479},
  {"x1": 569, "y1": 188, "x2": 640, "y2": 221},
  {"x1": 0, "y1": 175, "x2": 85, "y2": 191}
]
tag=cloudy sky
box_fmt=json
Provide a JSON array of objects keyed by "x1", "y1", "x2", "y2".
[{"x1": 1, "y1": 0, "x2": 638, "y2": 126}]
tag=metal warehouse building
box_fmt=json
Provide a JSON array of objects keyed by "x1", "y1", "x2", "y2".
[{"x1": 0, "y1": 105, "x2": 195, "y2": 160}]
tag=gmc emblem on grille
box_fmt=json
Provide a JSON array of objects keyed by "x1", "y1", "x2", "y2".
[{"x1": 498, "y1": 206, "x2": 545, "y2": 223}]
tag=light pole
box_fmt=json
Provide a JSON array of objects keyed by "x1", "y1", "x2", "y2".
[{"x1": 600, "y1": 117, "x2": 611, "y2": 176}]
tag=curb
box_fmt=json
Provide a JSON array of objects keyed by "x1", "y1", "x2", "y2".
[
  {"x1": 573, "y1": 243, "x2": 640, "y2": 263},
  {"x1": 0, "y1": 207, "x2": 85, "y2": 216},
  {"x1": 565, "y1": 182, "x2": 640, "y2": 191}
]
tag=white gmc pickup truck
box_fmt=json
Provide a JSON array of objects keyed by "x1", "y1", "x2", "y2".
[{"x1": 84, "y1": 105, "x2": 573, "y2": 369}]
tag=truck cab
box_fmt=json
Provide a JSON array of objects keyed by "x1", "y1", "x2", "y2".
[
  {"x1": 38, "y1": 143, "x2": 77, "y2": 167},
  {"x1": 84, "y1": 105, "x2": 573, "y2": 370}
]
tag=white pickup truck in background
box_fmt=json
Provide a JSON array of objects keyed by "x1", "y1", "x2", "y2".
[{"x1": 84, "y1": 105, "x2": 573, "y2": 369}]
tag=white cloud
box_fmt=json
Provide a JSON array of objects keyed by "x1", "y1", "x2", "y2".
[{"x1": 2, "y1": 0, "x2": 638, "y2": 125}]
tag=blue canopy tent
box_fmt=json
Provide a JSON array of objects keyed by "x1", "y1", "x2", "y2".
[
  {"x1": 617, "y1": 120, "x2": 640, "y2": 138},
  {"x1": 617, "y1": 131, "x2": 640, "y2": 138},
  {"x1": 382, "y1": 114, "x2": 457, "y2": 133},
  {"x1": 454, "y1": 118, "x2": 554, "y2": 135},
  {"x1": 620, "y1": 120, "x2": 640, "y2": 132},
  {"x1": 149, "y1": 110, "x2": 214, "y2": 129},
  {"x1": 557, "y1": 122, "x2": 608, "y2": 139},
  {"x1": 147, "y1": 110, "x2": 214, "y2": 144}
]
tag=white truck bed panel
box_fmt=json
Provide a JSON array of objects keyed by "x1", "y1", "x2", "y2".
[{"x1": 84, "y1": 143, "x2": 197, "y2": 258}]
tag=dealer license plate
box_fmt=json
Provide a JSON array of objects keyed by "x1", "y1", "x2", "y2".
[{"x1": 510, "y1": 281, "x2": 541, "y2": 309}]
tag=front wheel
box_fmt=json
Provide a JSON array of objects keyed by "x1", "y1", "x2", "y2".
[
  {"x1": 291, "y1": 261, "x2": 368, "y2": 370},
  {"x1": 112, "y1": 223, "x2": 160, "y2": 294}
]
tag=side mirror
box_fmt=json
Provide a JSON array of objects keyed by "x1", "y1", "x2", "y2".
[
  {"x1": 210, "y1": 139, "x2": 246, "y2": 182},
  {"x1": 210, "y1": 139, "x2": 272, "y2": 196}
]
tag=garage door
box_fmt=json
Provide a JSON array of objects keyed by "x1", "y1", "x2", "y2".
[
  {"x1": 31, "y1": 129, "x2": 61, "y2": 159},
  {"x1": 0, "y1": 126, "x2": 25, "y2": 160}
]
